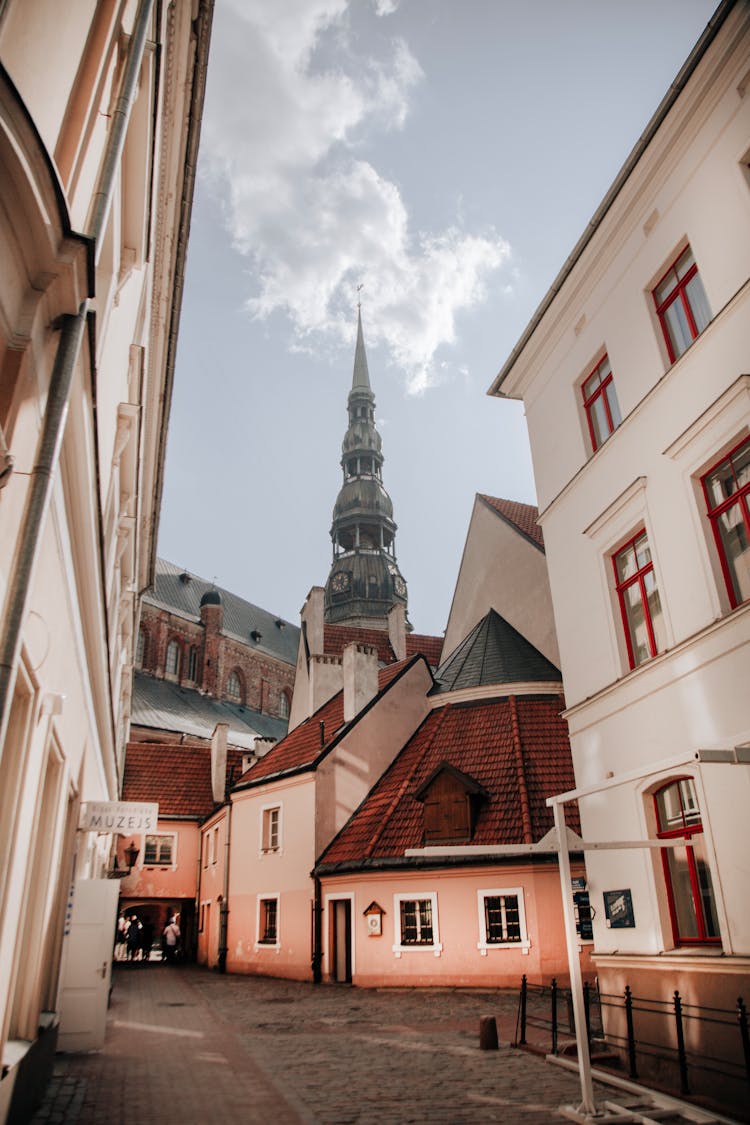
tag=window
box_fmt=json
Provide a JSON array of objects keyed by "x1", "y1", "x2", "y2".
[
  {"x1": 278, "y1": 691, "x2": 290, "y2": 720},
  {"x1": 613, "y1": 529, "x2": 665, "y2": 669},
  {"x1": 257, "y1": 896, "x2": 279, "y2": 945},
  {"x1": 399, "y1": 899, "x2": 433, "y2": 945},
  {"x1": 187, "y1": 645, "x2": 198, "y2": 681},
  {"x1": 701, "y1": 436, "x2": 750, "y2": 608},
  {"x1": 654, "y1": 778, "x2": 720, "y2": 945},
  {"x1": 653, "y1": 246, "x2": 710, "y2": 362},
  {"x1": 581, "y1": 355, "x2": 621, "y2": 452},
  {"x1": 477, "y1": 888, "x2": 530, "y2": 952},
  {"x1": 143, "y1": 834, "x2": 174, "y2": 866},
  {"x1": 165, "y1": 639, "x2": 180, "y2": 678},
  {"x1": 415, "y1": 765, "x2": 487, "y2": 845},
  {"x1": 226, "y1": 670, "x2": 242, "y2": 702},
  {"x1": 261, "y1": 806, "x2": 280, "y2": 852},
  {"x1": 393, "y1": 892, "x2": 442, "y2": 954},
  {"x1": 136, "y1": 627, "x2": 147, "y2": 668}
]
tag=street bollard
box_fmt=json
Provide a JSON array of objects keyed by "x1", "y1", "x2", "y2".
[{"x1": 479, "y1": 1015, "x2": 499, "y2": 1050}]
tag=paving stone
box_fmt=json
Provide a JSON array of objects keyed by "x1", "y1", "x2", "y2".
[{"x1": 31, "y1": 965, "x2": 612, "y2": 1124}]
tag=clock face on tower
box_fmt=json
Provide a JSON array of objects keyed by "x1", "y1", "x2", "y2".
[
  {"x1": 331, "y1": 571, "x2": 350, "y2": 593},
  {"x1": 394, "y1": 576, "x2": 406, "y2": 597}
]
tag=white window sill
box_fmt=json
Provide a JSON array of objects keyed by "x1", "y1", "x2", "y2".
[
  {"x1": 392, "y1": 943, "x2": 443, "y2": 958},
  {"x1": 477, "y1": 940, "x2": 531, "y2": 955}
]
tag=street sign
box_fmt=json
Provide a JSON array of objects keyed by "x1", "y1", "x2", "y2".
[{"x1": 79, "y1": 801, "x2": 158, "y2": 834}]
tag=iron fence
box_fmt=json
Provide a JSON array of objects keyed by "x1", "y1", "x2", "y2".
[{"x1": 514, "y1": 974, "x2": 750, "y2": 1103}]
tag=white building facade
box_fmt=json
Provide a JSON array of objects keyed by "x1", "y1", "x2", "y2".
[
  {"x1": 491, "y1": 0, "x2": 750, "y2": 1097},
  {"x1": 0, "y1": 1, "x2": 211, "y2": 1118}
]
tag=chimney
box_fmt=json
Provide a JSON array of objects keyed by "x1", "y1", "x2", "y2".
[
  {"x1": 253, "y1": 736, "x2": 276, "y2": 759},
  {"x1": 300, "y1": 587, "x2": 325, "y2": 655},
  {"x1": 210, "y1": 722, "x2": 229, "y2": 803},
  {"x1": 343, "y1": 643, "x2": 379, "y2": 723},
  {"x1": 388, "y1": 603, "x2": 406, "y2": 662}
]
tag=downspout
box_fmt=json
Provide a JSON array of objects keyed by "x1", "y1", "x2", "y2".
[
  {"x1": 312, "y1": 875, "x2": 322, "y2": 984},
  {"x1": 217, "y1": 800, "x2": 231, "y2": 974},
  {"x1": 0, "y1": 0, "x2": 154, "y2": 765}
]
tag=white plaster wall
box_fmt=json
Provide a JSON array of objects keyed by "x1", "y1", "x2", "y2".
[
  {"x1": 495, "y1": 8, "x2": 750, "y2": 963},
  {"x1": 443, "y1": 496, "x2": 559, "y2": 666}
]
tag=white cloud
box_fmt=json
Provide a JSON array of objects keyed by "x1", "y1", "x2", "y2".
[{"x1": 201, "y1": 0, "x2": 511, "y2": 394}]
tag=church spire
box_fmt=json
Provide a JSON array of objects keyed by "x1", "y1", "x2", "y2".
[{"x1": 324, "y1": 308, "x2": 408, "y2": 628}]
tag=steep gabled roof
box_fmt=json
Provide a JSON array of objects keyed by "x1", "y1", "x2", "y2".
[
  {"x1": 235, "y1": 656, "x2": 424, "y2": 789},
  {"x1": 144, "y1": 559, "x2": 300, "y2": 665},
  {"x1": 478, "y1": 495, "x2": 544, "y2": 551},
  {"x1": 323, "y1": 624, "x2": 443, "y2": 669},
  {"x1": 122, "y1": 741, "x2": 246, "y2": 819},
  {"x1": 432, "y1": 609, "x2": 560, "y2": 693},
  {"x1": 316, "y1": 694, "x2": 578, "y2": 871}
]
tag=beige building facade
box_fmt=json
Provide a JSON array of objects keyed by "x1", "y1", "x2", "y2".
[
  {"x1": 0, "y1": 1, "x2": 212, "y2": 1118},
  {"x1": 490, "y1": 1, "x2": 750, "y2": 1105}
]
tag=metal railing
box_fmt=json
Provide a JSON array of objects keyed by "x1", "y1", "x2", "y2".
[{"x1": 514, "y1": 975, "x2": 750, "y2": 1104}]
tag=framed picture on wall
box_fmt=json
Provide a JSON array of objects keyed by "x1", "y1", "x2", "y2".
[{"x1": 603, "y1": 889, "x2": 635, "y2": 929}]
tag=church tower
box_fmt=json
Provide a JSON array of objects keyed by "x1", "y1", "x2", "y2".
[{"x1": 324, "y1": 308, "x2": 408, "y2": 628}]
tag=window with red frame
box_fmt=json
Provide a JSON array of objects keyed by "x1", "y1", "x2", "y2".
[
  {"x1": 652, "y1": 246, "x2": 710, "y2": 362},
  {"x1": 702, "y1": 436, "x2": 750, "y2": 608},
  {"x1": 581, "y1": 355, "x2": 622, "y2": 451},
  {"x1": 654, "y1": 778, "x2": 719, "y2": 945},
  {"x1": 613, "y1": 529, "x2": 665, "y2": 669}
]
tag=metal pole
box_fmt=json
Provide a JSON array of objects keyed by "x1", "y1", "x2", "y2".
[
  {"x1": 738, "y1": 998, "x2": 750, "y2": 1088},
  {"x1": 625, "y1": 985, "x2": 638, "y2": 1079},
  {"x1": 520, "y1": 974, "x2": 527, "y2": 1045},
  {"x1": 553, "y1": 800, "x2": 598, "y2": 1116},
  {"x1": 551, "y1": 977, "x2": 558, "y2": 1055},
  {"x1": 674, "y1": 990, "x2": 690, "y2": 1095}
]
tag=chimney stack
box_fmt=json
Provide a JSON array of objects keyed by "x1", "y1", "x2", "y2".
[
  {"x1": 210, "y1": 722, "x2": 229, "y2": 803},
  {"x1": 343, "y1": 643, "x2": 379, "y2": 723}
]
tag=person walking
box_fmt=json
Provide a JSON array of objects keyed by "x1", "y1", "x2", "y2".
[
  {"x1": 162, "y1": 915, "x2": 181, "y2": 963},
  {"x1": 126, "y1": 915, "x2": 142, "y2": 961}
]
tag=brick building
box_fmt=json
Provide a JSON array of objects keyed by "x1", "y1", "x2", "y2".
[{"x1": 137, "y1": 559, "x2": 298, "y2": 722}]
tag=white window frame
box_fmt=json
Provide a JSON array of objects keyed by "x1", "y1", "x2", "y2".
[
  {"x1": 142, "y1": 831, "x2": 177, "y2": 868},
  {"x1": 259, "y1": 803, "x2": 282, "y2": 855},
  {"x1": 476, "y1": 887, "x2": 530, "y2": 954},
  {"x1": 392, "y1": 892, "x2": 442, "y2": 957},
  {"x1": 255, "y1": 893, "x2": 280, "y2": 950}
]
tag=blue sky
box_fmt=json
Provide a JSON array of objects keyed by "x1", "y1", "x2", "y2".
[{"x1": 159, "y1": 0, "x2": 717, "y2": 638}]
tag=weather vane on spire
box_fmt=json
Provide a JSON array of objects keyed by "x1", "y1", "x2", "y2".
[{"x1": 356, "y1": 283, "x2": 364, "y2": 309}]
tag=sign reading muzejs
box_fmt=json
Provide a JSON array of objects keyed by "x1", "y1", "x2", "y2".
[{"x1": 79, "y1": 802, "x2": 159, "y2": 833}]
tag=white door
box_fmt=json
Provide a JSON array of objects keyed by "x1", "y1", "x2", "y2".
[{"x1": 57, "y1": 879, "x2": 120, "y2": 1051}]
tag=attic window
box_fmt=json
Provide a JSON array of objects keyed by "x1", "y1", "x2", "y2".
[
  {"x1": 250, "y1": 629, "x2": 262, "y2": 643},
  {"x1": 179, "y1": 571, "x2": 191, "y2": 584},
  {"x1": 275, "y1": 618, "x2": 286, "y2": 629},
  {"x1": 415, "y1": 764, "x2": 488, "y2": 845}
]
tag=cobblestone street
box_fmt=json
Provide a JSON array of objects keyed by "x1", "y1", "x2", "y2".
[{"x1": 33, "y1": 964, "x2": 608, "y2": 1124}]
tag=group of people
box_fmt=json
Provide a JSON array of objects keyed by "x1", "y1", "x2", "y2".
[{"x1": 114, "y1": 912, "x2": 181, "y2": 963}]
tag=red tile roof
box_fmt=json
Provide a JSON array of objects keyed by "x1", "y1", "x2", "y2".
[
  {"x1": 323, "y1": 624, "x2": 443, "y2": 668},
  {"x1": 406, "y1": 633, "x2": 443, "y2": 667},
  {"x1": 237, "y1": 657, "x2": 423, "y2": 788},
  {"x1": 122, "y1": 741, "x2": 245, "y2": 819},
  {"x1": 478, "y1": 495, "x2": 544, "y2": 551},
  {"x1": 317, "y1": 694, "x2": 577, "y2": 869}
]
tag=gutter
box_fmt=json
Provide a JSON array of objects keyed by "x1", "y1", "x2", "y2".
[
  {"x1": 217, "y1": 798, "x2": 231, "y2": 973},
  {"x1": 488, "y1": 0, "x2": 735, "y2": 397}
]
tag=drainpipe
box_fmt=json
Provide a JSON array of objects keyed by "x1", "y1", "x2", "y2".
[
  {"x1": 0, "y1": 0, "x2": 154, "y2": 761},
  {"x1": 312, "y1": 876, "x2": 322, "y2": 984},
  {"x1": 217, "y1": 800, "x2": 231, "y2": 973}
]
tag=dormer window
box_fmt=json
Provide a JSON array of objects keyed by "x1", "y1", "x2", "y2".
[{"x1": 414, "y1": 763, "x2": 489, "y2": 845}]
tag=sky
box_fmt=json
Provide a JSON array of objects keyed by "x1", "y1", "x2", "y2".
[{"x1": 158, "y1": 0, "x2": 717, "y2": 639}]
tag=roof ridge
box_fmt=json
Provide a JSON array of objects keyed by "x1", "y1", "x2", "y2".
[
  {"x1": 361, "y1": 704, "x2": 452, "y2": 859},
  {"x1": 508, "y1": 694, "x2": 533, "y2": 844}
]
